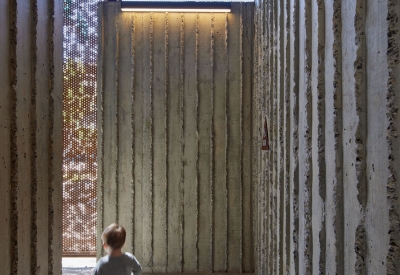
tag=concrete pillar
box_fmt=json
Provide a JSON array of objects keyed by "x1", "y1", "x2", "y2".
[{"x1": 0, "y1": 0, "x2": 63, "y2": 274}]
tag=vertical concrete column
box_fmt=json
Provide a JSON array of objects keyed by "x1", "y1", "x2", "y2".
[
  {"x1": 386, "y1": 1, "x2": 400, "y2": 274},
  {"x1": 0, "y1": 0, "x2": 63, "y2": 274},
  {"x1": 282, "y1": 0, "x2": 292, "y2": 273},
  {"x1": 183, "y1": 12, "x2": 198, "y2": 273},
  {"x1": 311, "y1": 0, "x2": 326, "y2": 273},
  {"x1": 298, "y1": 0, "x2": 313, "y2": 273},
  {"x1": 242, "y1": 5, "x2": 255, "y2": 274},
  {"x1": 165, "y1": 12, "x2": 182, "y2": 273},
  {"x1": 364, "y1": 0, "x2": 391, "y2": 274},
  {"x1": 152, "y1": 12, "x2": 168, "y2": 273},
  {"x1": 289, "y1": 0, "x2": 300, "y2": 273},
  {"x1": 197, "y1": 12, "x2": 213, "y2": 272}
]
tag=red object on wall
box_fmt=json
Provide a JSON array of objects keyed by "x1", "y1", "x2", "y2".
[{"x1": 262, "y1": 118, "x2": 269, "y2": 150}]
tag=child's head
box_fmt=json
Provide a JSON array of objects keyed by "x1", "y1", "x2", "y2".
[{"x1": 101, "y1": 223, "x2": 126, "y2": 250}]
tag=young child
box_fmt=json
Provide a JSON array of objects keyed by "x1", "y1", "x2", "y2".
[{"x1": 92, "y1": 223, "x2": 142, "y2": 275}]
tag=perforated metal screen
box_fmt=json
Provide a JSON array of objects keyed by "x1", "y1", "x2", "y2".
[{"x1": 63, "y1": 0, "x2": 101, "y2": 256}]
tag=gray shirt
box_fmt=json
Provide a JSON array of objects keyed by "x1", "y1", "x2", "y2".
[{"x1": 92, "y1": 252, "x2": 142, "y2": 275}]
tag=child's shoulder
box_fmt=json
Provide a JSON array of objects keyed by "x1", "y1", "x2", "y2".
[
  {"x1": 124, "y1": 252, "x2": 134, "y2": 257},
  {"x1": 122, "y1": 252, "x2": 136, "y2": 261}
]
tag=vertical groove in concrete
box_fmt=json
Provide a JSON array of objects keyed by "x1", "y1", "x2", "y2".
[
  {"x1": 316, "y1": 0, "x2": 326, "y2": 273},
  {"x1": 278, "y1": 0, "x2": 285, "y2": 273},
  {"x1": 256, "y1": 5, "x2": 262, "y2": 274},
  {"x1": 239, "y1": 5, "x2": 244, "y2": 272},
  {"x1": 354, "y1": 222, "x2": 366, "y2": 274},
  {"x1": 274, "y1": 0, "x2": 280, "y2": 271},
  {"x1": 354, "y1": 0, "x2": 367, "y2": 210},
  {"x1": 264, "y1": 0, "x2": 276, "y2": 274},
  {"x1": 269, "y1": 0, "x2": 275, "y2": 271},
  {"x1": 271, "y1": 0, "x2": 277, "y2": 272},
  {"x1": 210, "y1": 14, "x2": 215, "y2": 271},
  {"x1": 353, "y1": 0, "x2": 367, "y2": 273},
  {"x1": 0, "y1": 0, "x2": 11, "y2": 272},
  {"x1": 224, "y1": 13, "x2": 229, "y2": 273},
  {"x1": 31, "y1": 1, "x2": 38, "y2": 274},
  {"x1": 332, "y1": 0, "x2": 344, "y2": 273},
  {"x1": 149, "y1": 13, "x2": 154, "y2": 271},
  {"x1": 179, "y1": 13, "x2": 185, "y2": 272},
  {"x1": 283, "y1": 0, "x2": 291, "y2": 273},
  {"x1": 130, "y1": 14, "x2": 136, "y2": 254},
  {"x1": 253, "y1": 8, "x2": 260, "y2": 273},
  {"x1": 270, "y1": 0, "x2": 274, "y2": 272},
  {"x1": 252, "y1": 9, "x2": 259, "y2": 271},
  {"x1": 261, "y1": 1, "x2": 267, "y2": 271},
  {"x1": 195, "y1": 14, "x2": 200, "y2": 271},
  {"x1": 163, "y1": 12, "x2": 168, "y2": 271},
  {"x1": 300, "y1": 0, "x2": 313, "y2": 273},
  {"x1": 386, "y1": 1, "x2": 400, "y2": 274},
  {"x1": 115, "y1": 5, "x2": 120, "y2": 223},
  {"x1": 291, "y1": 0, "x2": 300, "y2": 273},
  {"x1": 179, "y1": 13, "x2": 185, "y2": 273},
  {"x1": 149, "y1": 14, "x2": 155, "y2": 271},
  {"x1": 266, "y1": 0, "x2": 272, "y2": 272},
  {"x1": 9, "y1": 1, "x2": 18, "y2": 273}
]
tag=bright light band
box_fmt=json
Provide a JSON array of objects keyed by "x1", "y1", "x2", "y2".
[{"x1": 121, "y1": 1, "x2": 231, "y2": 12}]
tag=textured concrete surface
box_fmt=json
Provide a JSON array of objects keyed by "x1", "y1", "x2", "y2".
[
  {"x1": 97, "y1": 2, "x2": 254, "y2": 273},
  {"x1": 253, "y1": 0, "x2": 400, "y2": 274},
  {"x1": 2, "y1": 0, "x2": 398, "y2": 274},
  {"x1": 0, "y1": 0, "x2": 63, "y2": 274}
]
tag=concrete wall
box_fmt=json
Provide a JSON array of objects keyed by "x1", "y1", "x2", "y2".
[
  {"x1": 0, "y1": 0, "x2": 63, "y2": 274},
  {"x1": 253, "y1": 0, "x2": 400, "y2": 274},
  {"x1": 97, "y1": 2, "x2": 254, "y2": 273}
]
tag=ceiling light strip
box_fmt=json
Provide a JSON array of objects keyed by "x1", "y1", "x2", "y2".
[{"x1": 121, "y1": 1, "x2": 231, "y2": 12}]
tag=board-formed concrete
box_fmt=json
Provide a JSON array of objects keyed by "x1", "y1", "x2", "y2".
[
  {"x1": 253, "y1": 0, "x2": 400, "y2": 274},
  {"x1": 97, "y1": 2, "x2": 255, "y2": 273},
  {"x1": 2, "y1": 0, "x2": 398, "y2": 274},
  {"x1": 0, "y1": 0, "x2": 63, "y2": 274}
]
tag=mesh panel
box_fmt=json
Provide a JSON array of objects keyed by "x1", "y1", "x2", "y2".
[{"x1": 63, "y1": 0, "x2": 101, "y2": 257}]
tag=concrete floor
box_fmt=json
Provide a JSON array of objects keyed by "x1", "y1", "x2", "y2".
[
  {"x1": 61, "y1": 258, "x2": 253, "y2": 275},
  {"x1": 62, "y1": 258, "x2": 96, "y2": 275}
]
